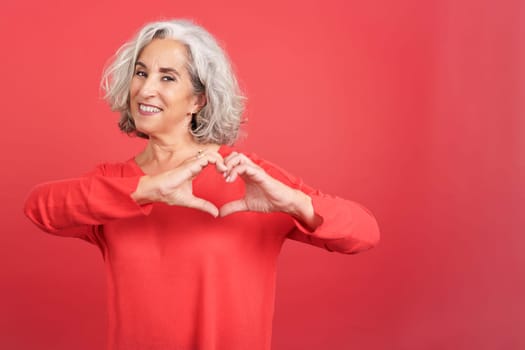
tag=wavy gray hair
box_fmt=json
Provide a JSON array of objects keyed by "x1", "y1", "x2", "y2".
[{"x1": 101, "y1": 19, "x2": 245, "y2": 145}]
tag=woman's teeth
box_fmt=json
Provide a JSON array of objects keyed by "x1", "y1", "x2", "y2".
[{"x1": 139, "y1": 104, "x2": 161, "y2": 113}]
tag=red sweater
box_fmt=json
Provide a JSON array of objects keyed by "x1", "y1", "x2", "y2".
[{"x1": 24, "y1": 145, "x2": 379, "y2": 350}]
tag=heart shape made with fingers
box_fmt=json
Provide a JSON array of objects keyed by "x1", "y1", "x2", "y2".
[
  {"x1": 202, "y1": 151, "x2": 297, "y2": 218},
  {"x1": 149, "y1": 149, "x2": 297, "y2": 218}
]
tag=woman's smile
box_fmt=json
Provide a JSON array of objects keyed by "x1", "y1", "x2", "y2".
[{"x1": 138, "y1": 103, "x2": 163, "y2": 115}]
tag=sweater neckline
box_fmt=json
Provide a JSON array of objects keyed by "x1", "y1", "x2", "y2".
[{"x1": 127, "y1": 144, "x2": 233, "y2": 176}]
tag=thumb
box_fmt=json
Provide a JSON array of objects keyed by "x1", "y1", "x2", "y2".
[
  {"x1": 219, "y1": 199, "x2": 248, "y2": 217},
  {"x1": 187, "y1": 196, "x2": 219, "y2": 217}
]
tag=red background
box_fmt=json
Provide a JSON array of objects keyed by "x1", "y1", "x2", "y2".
[{"x1": 2, "y1": 0, "x2": 524, "y2": 349}]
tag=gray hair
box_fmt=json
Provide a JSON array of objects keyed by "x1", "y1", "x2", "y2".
[{"x1": 101, "y1": 19, "x2": 245, "y2": 144}]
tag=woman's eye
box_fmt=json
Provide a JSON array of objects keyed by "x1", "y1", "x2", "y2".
[
  {"x1": 135, "y1": 71, "x2": 147, "y2": 77},
  {"x1": 162, "y1": 76, "x2": 176, "y2": 82}
]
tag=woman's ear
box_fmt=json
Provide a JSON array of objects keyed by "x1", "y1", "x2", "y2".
[{"x1": 193, "y1": 93, "x2": 207, "y2": 113}]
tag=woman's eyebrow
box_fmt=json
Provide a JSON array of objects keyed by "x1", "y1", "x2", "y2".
[
  {"x1": 159, "y1": 67, "x2": 181, "y2": 77},
  {"x1": 135, "y1": 61, "x2": 181, "y2": 77}
]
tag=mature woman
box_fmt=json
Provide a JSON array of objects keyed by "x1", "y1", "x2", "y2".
[{"x1": 24, "y1": 19, "x2": 380, "y2": 350}]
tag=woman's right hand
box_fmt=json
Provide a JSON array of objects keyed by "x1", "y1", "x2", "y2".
[{"x1": 131, "y1": 151, "x2": 227, "y2": 217}]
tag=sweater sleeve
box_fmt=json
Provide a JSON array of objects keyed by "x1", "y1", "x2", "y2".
[
  {"x1": 254, "y1": 156, "x2": 380, "y2": 255},
  {"x1": 23, "y1": 163, "x2": 153, "y2": 246}
]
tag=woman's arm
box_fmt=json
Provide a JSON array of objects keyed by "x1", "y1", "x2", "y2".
[
  {"x1": 23, "y1": 164, "x2": 152, "y2": 237},
  {"x1": 219, "y1": 151, "x2": 380, "y2": 254},
  {"x1": 284, "y1": 185, "x2": 380, "y2": 255},
  {"x1": 24, "y1": 151, "x2": 227, "y2": 236}
]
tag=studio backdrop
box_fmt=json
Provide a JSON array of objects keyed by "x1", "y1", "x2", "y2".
[{"x1": 1, "y1": 0, "x2": 523, "y2": 349}]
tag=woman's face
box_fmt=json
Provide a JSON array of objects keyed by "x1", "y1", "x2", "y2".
[{"x1": 129, "y1": 38, "x2": 201, "y2": 140}]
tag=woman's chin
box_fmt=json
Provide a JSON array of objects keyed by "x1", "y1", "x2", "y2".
[
  {"x1": 133, "y1": 118, "x2": 155, "y2": 134},
  {"x1": 134, "y1": 124, "x2": 153, "y2": 137}
]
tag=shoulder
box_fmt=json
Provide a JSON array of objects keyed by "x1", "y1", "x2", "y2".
[{"x1": 87, "y1": 158, "x2": 141, "y2": 178}]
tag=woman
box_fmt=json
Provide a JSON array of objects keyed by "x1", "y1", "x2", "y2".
[{"x1": 24, "y1": 19, "x2": 379, "y2": 350}]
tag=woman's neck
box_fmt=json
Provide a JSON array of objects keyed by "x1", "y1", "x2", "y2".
[{"x1": 136, "y1": 136, "x2": 221, "y2": 172}]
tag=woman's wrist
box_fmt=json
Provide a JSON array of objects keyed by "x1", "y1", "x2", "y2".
[
  {"x1": 131, "y1": 175, "x2": 156, "y2": 205},
  {"x1": 288, "y1": 190, "x2": 323, "y2": 231}
]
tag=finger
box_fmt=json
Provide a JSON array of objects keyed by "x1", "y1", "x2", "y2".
[
  {"x1": 224, "y1": 153, "x2": 257, "y2": 179},
  {"x1": 204, "y1": 152, "x2": 227, "y2": 172},
  {"x1": 183, "y1": 152, "x2": 219, "y2": 177},
  {"x1": 185, "y1": 156, "x2": 211, "y2": 177},
  {"x1": 219, "y1": 199, "x2": 248, "y2": 217},
  {"x1": 225, "y1": 163, "x2": 262, "y2": 183},
  {"x1": 187, "y1": 196, "x2": 219, "y2": 217},
  {"x1": 223, "y1": 151, "x2": 239, "y2": 164},
  {"x1": 224, "y1": 154, "x2": 242, "y2": 174},
  {"x1": 190, "y1": 151, "x2": 226, "y2": 173},
  {"x1": 224, "y1": 152, "x2": 252, "y2": 172}
]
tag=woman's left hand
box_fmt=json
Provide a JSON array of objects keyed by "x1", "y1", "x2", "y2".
[{"x1": 219, "y1": 152, "x2": 314, "y2": 221}]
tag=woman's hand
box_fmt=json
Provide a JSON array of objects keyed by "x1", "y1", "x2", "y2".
[
  {"x1": 131, "y1": 151, "x2": 227, "y2": 217},
  {"x1": 219, "y1": 152, "x2": 323, "y2": 230},
  {"x1": 131, "y1": 150, "x2": 322, "y2": 229}
]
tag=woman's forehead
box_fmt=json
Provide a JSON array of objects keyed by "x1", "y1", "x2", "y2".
[{"x1": 137, "y1": 38, "x2": 188, "y2": 69}]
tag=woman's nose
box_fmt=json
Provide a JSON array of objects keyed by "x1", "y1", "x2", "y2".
[{"x1": 139, "y1": 77, "x2": 159, "y2": 97}]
